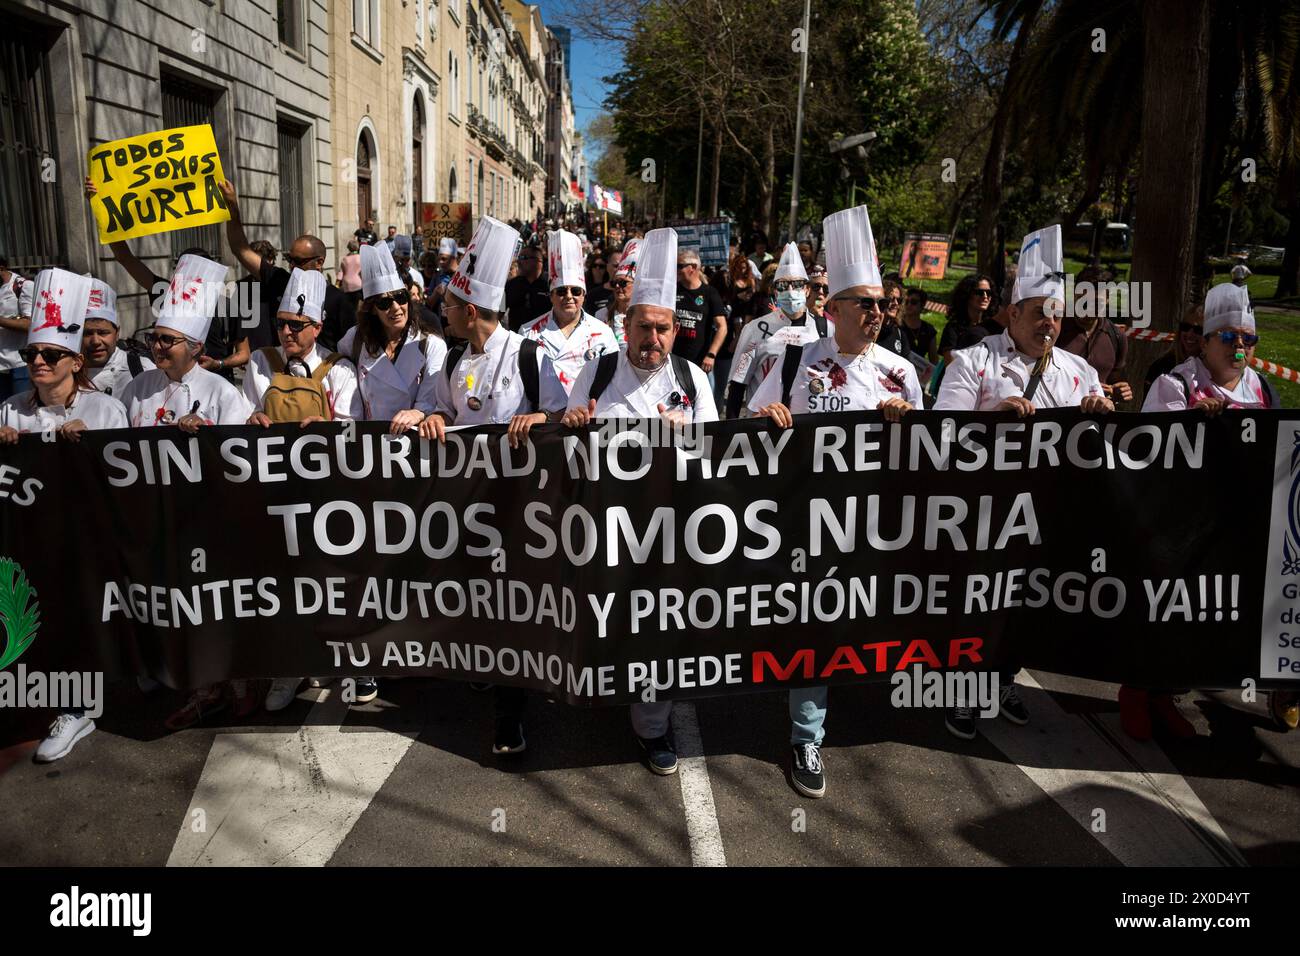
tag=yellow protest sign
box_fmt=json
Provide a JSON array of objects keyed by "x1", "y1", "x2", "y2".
[{"x1": 87, "y1": 124, "x2": 230, "y2": 244}]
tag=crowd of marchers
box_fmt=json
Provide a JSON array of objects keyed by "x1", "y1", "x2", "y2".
[{"x1": 0, "y1": 181, "x2": 1293, "y2": 799}]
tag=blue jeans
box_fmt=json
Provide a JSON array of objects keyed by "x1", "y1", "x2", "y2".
[
  {"x1": 710, "y1": 355, "x2": 732, "y2": 407},
  {"x1": 0, "y1": 366, "x2": 29, "y2": 401},
  {"x1": 790, "y1": 686, "x2": 828, "y2": 745}
]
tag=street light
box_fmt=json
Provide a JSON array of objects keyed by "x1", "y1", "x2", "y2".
[{"x1": 829, "y1": 131, "x2": 876, "y2": 208}]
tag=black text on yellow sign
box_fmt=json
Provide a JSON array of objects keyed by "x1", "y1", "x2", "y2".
[{"x1": 87, "y1": 124, "x2": 230, "y2": 244}]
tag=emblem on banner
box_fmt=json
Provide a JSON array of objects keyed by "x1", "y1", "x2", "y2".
[
  {"x1": 0, "y1": 558, "x2": 39, "y2": 670},
  {"x1": 1283, "y1": 430, "x2": 1300, "y2": 574}
]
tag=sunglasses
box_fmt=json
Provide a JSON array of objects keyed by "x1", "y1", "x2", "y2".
[
  {"x1": 773, "y1": 279, "x2": 808, "y2": 292},
  {"x1": 592, "y1": 262, "x2": 607, "y2": 269},
  {"x1": 373, "y1": 290, "x2": 411, "y2": 310},
  {"x1": 1179, "y1": 322, "x2": 1203, "y2": 334},
  {"x1": 275, "y1": 318, "x2": 314, "y2": 333},
  {"x1": 147, "y1": 332, "x2": 189, "y2": 349},
  {"x1": 809, "y1": 284, "x2": 829, "y2": 294},
  {"x1": 974, "y1": 289, "x2": 994, "y2": 298},
  {"x1": 836, "y1": 295, "x2": 890, "y2": 312},
  {"x1": 19, "y1": 346, "x2": 73, "y2": 366},
  {"x1": 611, "y1": 279, "x2": 632, "y2": 290},
  {"x1": 677, "y1": 263, "x2": 698, "y2": 271},
  {"x1": 519, "y1": 256, "x2": 542, "y2": 264},
  {"x1": 1213, "y1": 330, "x2": 1259, "y2": 347},
  {"x1": 885, "y1": 298, "x2": 902, "y2": 309},
  {"x1": 287, "y1": 255, "x2": 322, "y2": 267},
  {"x1": 553, "y1": 286, "x2": 584, "y2": 298}
]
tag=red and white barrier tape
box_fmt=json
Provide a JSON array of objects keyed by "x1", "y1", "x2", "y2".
[{"x1": 1119, "y1": 326, "x2": 1299, "y2": 384}]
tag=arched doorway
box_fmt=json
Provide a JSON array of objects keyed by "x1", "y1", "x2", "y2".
[
  {"x1": 411, "y1": 96, "x2": 425, "y2": 228},
  {"x1": 356, "y1": 132, "x2": 373, "y2": 228}
]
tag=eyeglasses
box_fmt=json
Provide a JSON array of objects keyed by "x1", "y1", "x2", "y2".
[
  {"x1": 19, "y1": 346, "x2": 72, "y2": 366},
  {"x1": 592, "y1": 262, "x2": 606, "y2": 269},
  {"x1": 611, "y1": 279, "x2": 632, "y2": 290},
  {"x1": 287, "y1": 255, "x2": 322, "y2": 267},
  {"x1": 773, "y1": 279, "x2": 808, "y2": 293},
  {"x1": 974, "y1": 288, "x2": 994, "y2": 299},
  {"x1": 1179, "y1": 322, "x2": 1203, "y2": 334},
  {"x1": 373, "y1": 290, "x2": 411, "y2": 310},
  {"x1": 885, "y1": 298, "x2": 902, "y2": 310},
  {"x1": 1213, "y1": 330, "x2": 1259, "y2": 347},
  {"x1": 553, "y1": 286, "x2": 584, "y2": 298},
  {"x1": 809, "y1": 284, "x2": 829, "y2": 295},
  {"x1": 835, "y1": 295, "x2": 890, "y2": 312},
  {"x1": 677, "y1": 263, "x2": 698, "y2": 271},
  {"x1": 275, "y1": 318, "x2": 314, "y2": 333},
  {"x1": 147, "y1": 332, "x2": 188, "y2": 349}
]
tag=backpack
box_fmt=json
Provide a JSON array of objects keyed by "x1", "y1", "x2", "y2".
[
  {"x1": 259, "y1": 347, "x2": 343, "y2": 422},
  {"x1": 445, "y1": 337, "x2": 540, "y2": 411},
  {"x1": 588, "y1": 352, "x2": 698, "y2": 408},
  {"x1": 126, "y1": 350, "x2": 144, "y2": 378}
]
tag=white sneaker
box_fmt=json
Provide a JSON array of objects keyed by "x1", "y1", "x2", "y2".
[
  {"x1": 265, "y1": 678, "x2": 304, "y2": 712},
  {"x1": 35, "y1": 713, "x2": 95, "y2": 763}
]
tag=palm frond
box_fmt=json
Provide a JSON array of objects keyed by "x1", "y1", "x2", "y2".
[{"x1": 0, "y1": 558, "x2": 39, "y2": 670}]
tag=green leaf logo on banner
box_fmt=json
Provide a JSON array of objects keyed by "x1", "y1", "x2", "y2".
[{"x1": 0, "y1": 557, "x2": 39, "y2": 670}]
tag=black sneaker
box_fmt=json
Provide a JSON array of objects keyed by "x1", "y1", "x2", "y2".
[
  {"x1": 790, "y1": 743, "x2": 826, "y2": 798},
  {"x1": 352, "y1": 677, "x2": 379, "y2": 704},
  {"x1": 999, "y1": 683, "x2": 1030, "y2": 725},
  {"x1": 493, "y1": 717, "x2": 527, "y2": 755},
  {"x1": 637, "y1": 734, "x2": 679, "y2": 775},
  {"x1": 945, "y1": 705, "x2": 976, "y2": 740}
]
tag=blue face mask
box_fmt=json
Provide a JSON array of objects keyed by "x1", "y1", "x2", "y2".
[{"x1": 776, "y1": 289, "x2": 806, "y2": 317}]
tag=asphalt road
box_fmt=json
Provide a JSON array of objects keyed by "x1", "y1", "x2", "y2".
[{"x1": 0, "y1": 671, "x2": 1296, "y2": 867}]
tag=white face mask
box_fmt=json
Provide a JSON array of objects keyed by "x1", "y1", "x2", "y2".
[{"x1": 776, "y1": 289, "x2": 806, "y2": 317}]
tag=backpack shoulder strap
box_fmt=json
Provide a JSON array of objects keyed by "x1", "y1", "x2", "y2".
[
  {"x1": 444, "y1": 342, "x2": 468, "y2": 381},
  {"x1": 780, "y1": 344, "x2": 806, "y2": 408},
  {"x1": 312, "y1": 352, "x2": 343, "y2": 383},
  {"x1": 590, "y1": 352, "x2": 619, "y2": 402},
  {"x1": 126, "y1": 349, "x2": 144, "y2": 377},
  {"x1": 670, "y1": 354, "x2": 697, "y2": 407},
  {"x1": 814, "y1": 311, "x2": 827, "y2": 338},
  {"x1": 519, "y1": 337, "x2": 540, "y2": 411},
  {"x1": 1173, "y1": 371, "x2": 1191, "y2": 405},
  {"x1": 260, "y1": 346, "x2": 286, "y2": 375}
]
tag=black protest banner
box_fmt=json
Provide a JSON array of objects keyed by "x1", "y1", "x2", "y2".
[{"x1": 0, "y1": 411, "x2": 1294, "y2": 705}]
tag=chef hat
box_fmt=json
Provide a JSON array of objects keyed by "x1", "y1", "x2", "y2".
[
  {"x1": 85, "y1": 277, "x2": 118, "y2": 327},
  {"x1": 615, "y1": 238, "x2": 641, "y2": 280},
  {"x1": 393, "y1": 234, "x2": 413, "y2": 259},
  {"x1": 1204, "y1": 282, "x2": 1255, "y2": 335},
  {"x1": 775, "y1": 242, "x2": 809, "y2": 283},
  {"x1": 277, "y1": 268, "x2": 326, "y2": 323},
  {"x1": 1012, "y1": 224, "x2": 1065, "y2": 304},
  {"x1": 627, "y1": 227, "x2": 677, "y2": 313},
  {"x1": 438, "y1": 237, "x2": 457, "y2": 257},
  {"x1": 823, "y1": 205, "x2": 881, "y2": 298},
  {"x1": 547, "y1": 229, "x2": 585, "y2": 291},
  {"x1": 448, "y1": 215, "x2": 519, "y2": 312},
  {"x1": 158, "y1": 254, "x2": 228, "y2": 342},
  {"x1": 361, "y1": 242, "x2": 403, "y2": 299},
  {"x1": 27, "y1": 269, "x2": 92, "y2": 352}
]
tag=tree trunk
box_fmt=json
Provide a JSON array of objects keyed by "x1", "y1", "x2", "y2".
[
  {"x1": 710, "y1": 122, "x2": 722, "y2": 217},
  {"x1": 764, "y1": 125, "x2": 778, "y2": 243},
  {"x1": 1128, "y1": 0, "x2": 1213, "y2": 407},
  {"x1": 1279, "y1": 202, "x2": 1300, "y2": 299},
  {"x1": 975, "y1": 5, "x2": 1041, "y2": 277}
]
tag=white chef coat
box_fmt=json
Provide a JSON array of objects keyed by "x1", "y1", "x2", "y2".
[
  {"x1": 521, "y1": 310, "x2": 619, "y2": 395},
  {"x1": 934, "y1": 330, "x2": 1103, "y2": 411},
  {"x1": 338, "y1": 325, "x2": 447, "y2": 422},
  {"x1": 434, "y1": 321, "x2": 567, "y2": 425},
  {"x1": 567, "y1": 351, "x2": 718, "y2": 423},
  {"x1": 119, "y1": 364, "x2": 252, "y2": 427},
  {"x1": 748, "y1": 337, "x2": 923, "y2": 416},
  {"x1": 1, "y1": 387, "x2": 127, "y2": 432},
  {"x1": 730, "y1": 309, "x2": 832, "y2": 403},
  {"x1": 243, "y1": 342, "x2": 364, "y2": 420},
  {"x1": 89, "y1": 347, "x2": 156, "y2": 398},
  {"x1": 0, "y1": 272, "x2": 34, "y2": 372},
  {"x1": 1142, "y1": 355, "x2": 1272, "y2": 411},
  {"x1": 594, "y1": 304, "x2": 628, "y2": 351}
]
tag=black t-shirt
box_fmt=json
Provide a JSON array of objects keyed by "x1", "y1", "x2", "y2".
[
  {"x1": 354, "y1": 228, "x2": 378, "y2": 246},
  {"x1": 1144, "y1": 350, "x2": 1178, "y2": 389},
  {"x1": 903, "y1": 319, "x2": 937, "y2": 359},
  {"x1": 505, "y1": 275, "x2": 551, "y2": 330},
  {"x1": 877, "y1": 321, "x2": 912, "y2": 359},
  {"x1": 672, "y1": 282, "x2": 727, "y2": 363},
  {"x1": 586, "y1": 284, "x2": 612, "y2": 316},
  {"x1": 940, "y1": 319, "x2": 999, "y2": 355}
]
